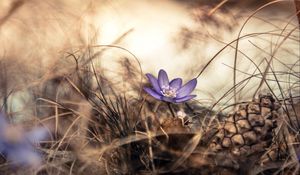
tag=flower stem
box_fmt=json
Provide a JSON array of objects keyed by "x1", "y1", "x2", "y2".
[{"x1": 167, "y1": 102, "x2": 175, "y2": 118}]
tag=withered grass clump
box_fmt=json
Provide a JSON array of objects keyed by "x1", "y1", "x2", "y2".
[
  {"x1": 0, "y1": 41, "x2": 298, "y2": 174},
  {"x1": 12, "y1": 44, "x2": 295, "y2": 175},
  {"x1": 0, "y1": 1, "x2": 299, "y2": 175}
]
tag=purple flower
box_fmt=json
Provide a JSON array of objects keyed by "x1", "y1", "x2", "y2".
[
  {"x1": 297, "y1": 149, "x2": 300, "y2": 162},
  {"x1": 0, "y1": 113, "x2": 48, "y2": 167},
  {"x1": 144, "y1": 69, "x2": 197, "y2": 103}
]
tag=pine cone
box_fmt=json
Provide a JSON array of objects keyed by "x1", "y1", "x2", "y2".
[{"x1": 209, "y1": 94, "x2": 281, "y2": 167}]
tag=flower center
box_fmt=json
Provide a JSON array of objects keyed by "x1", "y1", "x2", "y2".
[{"x1": 161, "y1": 86, "x2": 177, "y2": 98}]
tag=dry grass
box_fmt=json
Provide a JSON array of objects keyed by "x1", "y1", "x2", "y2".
[{"x1": 0, "y1": 0, "x2": 299, "y2": 174}]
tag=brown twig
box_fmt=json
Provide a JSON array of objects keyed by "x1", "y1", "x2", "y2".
[
  {"x1": 208, "y1": 0, "x2": 229, "y2": 16},
  {"x1": 294, "y1": 0, "x2": 300, "y2": 25}
]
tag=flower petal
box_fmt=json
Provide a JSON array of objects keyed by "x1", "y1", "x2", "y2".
[
  {"x1": 176, "y1": 79, "x2": 197, "y2": 98},
  {"x1": 169, "y1": 78, "x2": 182, "y2": 90},
  {"x1": 161, "y1": 96, "x2": 175, "y2": 103},
  {"x1": 144, "y1": 87, "x2": 162, "y2": 100},
  {"x1": 7, "y1": 145, "x2": 42, "y2": 167},
  {"x1": 146, "y1": 73, "x2": 161, "y2": 93},
  {"x1": 25, "y1": 127, "x2": 48, "y2": 144},
  {"x1": 158, "y1": 69, "x2": 169, "y2": 88},
  {"x1": 0, "y1": 113, "x2": 8, "y2": 133},
  {"x1": 174, "y1": 95, "x2": 196, "y2": 103}
]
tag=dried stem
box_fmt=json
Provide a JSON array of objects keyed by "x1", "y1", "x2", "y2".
[
  {"x1": 167, "y1": 102, "x2": 176, "y2": 118},
  {"x1": 294, "y1": 0, "x2": 300, "y2": 25}
]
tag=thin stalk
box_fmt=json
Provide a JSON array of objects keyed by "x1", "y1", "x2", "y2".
[{"x1": 167, "y1": 102, "x2": 176, "y2": 118}]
